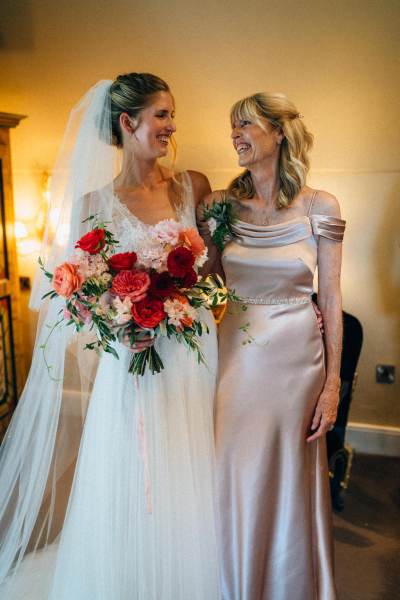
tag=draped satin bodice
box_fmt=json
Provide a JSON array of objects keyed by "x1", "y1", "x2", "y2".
[{"x1": 222, "y1": 215, "x2": 345, "y2": 304}]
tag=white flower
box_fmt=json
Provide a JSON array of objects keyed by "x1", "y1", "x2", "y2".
[
  {"x1": 195, "y1": 247, "x2": 208, "y2": 268},
  {"x1": 163, "y1": 297, "x2": 198, "y2": 328},
  {"x1": 73, "y1": 251, "x2": 109, "y2": 279},
  {"x1": 150, "y1": 219, "x2": 182, "y2": 245},
  {"x1": 111, "y1": 295, "x2": 133, "y2": 325},
  {"x1": 207, "y1": 217, "x2": 217, "y2": 235},
  {"x1": 99, "y1": 291, "x2": 112, "y2": 309},
  {"x1": 138, "y1": 245, "x2": 167, "y2": 272}
]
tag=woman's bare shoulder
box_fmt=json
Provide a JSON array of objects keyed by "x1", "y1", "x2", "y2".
[
  {"x1": 308, "y1": 187, "x2": 341, "y2": 218},
  {"x1": 202, "y1": 189, "x2": 227, "y2": 208},
  {"x1": 186, "y1": 170, "x2": 212, "y2": 205}
]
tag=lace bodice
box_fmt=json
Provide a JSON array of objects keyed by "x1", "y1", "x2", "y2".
[{"x1": 111, "y1": 171, "x2": 197, "y2": 253}]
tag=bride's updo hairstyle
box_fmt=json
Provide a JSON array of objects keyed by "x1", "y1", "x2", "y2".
[
  {"x1": 108, "y1": 72, "x2": 171, "y2": 147},
  {"x1": 228, "y1": 93, "x2": 314, "y2": 209}
]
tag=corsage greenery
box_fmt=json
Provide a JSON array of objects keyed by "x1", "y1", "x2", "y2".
[{"x1": 202, "y1": 196, "x2": 237, "y2": 251}]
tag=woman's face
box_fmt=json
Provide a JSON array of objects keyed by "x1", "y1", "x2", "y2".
[
  {"x1": 125, "y1": 91, "x2": 176, "y2": 159},
  {"x1": 231, "y1": 116, "x2": 282, "y2": 168}
]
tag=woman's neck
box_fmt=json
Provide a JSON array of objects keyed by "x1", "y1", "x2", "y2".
[
  {"x1": 115, "y1": 153, "x2": 163, "y2": 190},
  {"x1": 249, "y1": 159, "x2": 280, "y2": 206}
]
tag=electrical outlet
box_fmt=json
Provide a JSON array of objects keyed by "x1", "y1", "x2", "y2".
[
  {"x1": 376, "y1": 365, "x2": 395, "y2": 384},
  {"x1": 19, "y1": 276, "x2": 31, "y2": 291}
]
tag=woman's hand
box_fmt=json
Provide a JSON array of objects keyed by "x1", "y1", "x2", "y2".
[
  {"x1": 121, "y1": 332, "x2": 155, "y2": 353},
  {"x1": 312, "y1": 301, "x2": 324, "y2": 334},
  {"x1": 306, "y1": 384, "x2": 339, "y2": 442},
  {"x1": 113, "y1": 324, "x2": 155, "y2": 353}
]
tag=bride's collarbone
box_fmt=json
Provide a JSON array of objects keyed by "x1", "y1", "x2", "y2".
[{"x1": 116, "y1": 184, "x2": 181, "y2": 224}]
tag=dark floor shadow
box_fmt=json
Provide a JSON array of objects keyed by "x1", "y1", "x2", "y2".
[
  {"x1": 333, "y1": 525, "x2": 374, "y2": 548},
  {"x1": 334, "y1": 454, "x2": 400, "y2": 600},
  {"x1": 338, "y1": 455, "x2": 400, "y2": 538},
  {"x1": 0, "y1": 0, "x2": 34, "y2": 51},
  {"x1": 381, "y1": 547, "x2": 400, "y2": 600}
]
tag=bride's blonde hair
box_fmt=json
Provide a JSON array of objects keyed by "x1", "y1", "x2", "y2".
[{"x1": 228, "y1": 92, "x2": 313, "y2": 209}]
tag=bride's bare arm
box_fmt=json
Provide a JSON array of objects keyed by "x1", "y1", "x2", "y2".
[
  {"x1": 194, "y1": 186, "x2": 225, "y2": 277},
  {"x1": 307, "y1": 191, "x2": 343, "y2": 442},
  {"x1": 187, "y1": 170, "x2": 212, "y2": 206}
]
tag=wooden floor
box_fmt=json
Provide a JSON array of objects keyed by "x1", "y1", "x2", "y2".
[{"x1": 334, "y1": 453, "x2": 400, "y2": 600}]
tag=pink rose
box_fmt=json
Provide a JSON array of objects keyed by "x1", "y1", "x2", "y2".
[{"x1": 53, "y1": 262, "x2": 83, "y2": 298}]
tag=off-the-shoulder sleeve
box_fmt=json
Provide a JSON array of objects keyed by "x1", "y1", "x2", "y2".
[{"x1": 310, "y1": 214, "x2": 346, "y2": 242}]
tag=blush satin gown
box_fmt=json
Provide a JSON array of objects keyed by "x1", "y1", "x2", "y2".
[{"x1": 215, "y1": 208, "x2": 345, "y2": 600}]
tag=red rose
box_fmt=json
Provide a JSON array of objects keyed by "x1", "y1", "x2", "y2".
[
  {"x1": 149, "y1": 272, "x2": 176, "y2": 298},
  {"x1": 111, "y1": 270, "x2": 150, "y2": 302},
  {"x1": 131, "y1": 297, "x2": 166, "y2": 329},
  {"x1": 75, "y1": 228, "x2": 106, "y2": 254},
  {"x1": 167, "y1": 247, "x2": 195, "y2": 277},
  {"x1": 181, "y1": 268, "x2": 198, "y2": 288},
  {"x1": 109, "y1": 252, "x2": 137, "y2": 273}
]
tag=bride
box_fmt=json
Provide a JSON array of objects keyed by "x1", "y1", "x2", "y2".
[{"x1": 0, "y1": 73, "x2": 221, "y2": 599}]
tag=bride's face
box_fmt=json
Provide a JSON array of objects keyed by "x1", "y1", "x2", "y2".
[{"x1": 130, "y1": 91, "x2": 176, "y2": 160}]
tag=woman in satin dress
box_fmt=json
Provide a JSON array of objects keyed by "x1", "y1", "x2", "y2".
[{"x1": 203, "y1": 93, "x2": 345, "y2": 600}]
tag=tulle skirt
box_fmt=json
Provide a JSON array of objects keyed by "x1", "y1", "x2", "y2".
[{"x1": 1, "y1": 310, "x2": 220, "y2": 599}]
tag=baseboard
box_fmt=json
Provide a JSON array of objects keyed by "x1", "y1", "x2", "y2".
[{"x1": 346, "y1": 422, "x2": 400, "y2": 457}]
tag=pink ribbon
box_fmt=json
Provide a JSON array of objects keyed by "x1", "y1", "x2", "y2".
[{"x1": 136, "y1": 378, "x2": 153, "y2": 514}]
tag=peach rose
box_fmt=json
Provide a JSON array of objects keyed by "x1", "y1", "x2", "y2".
[
  {"x1": 53, "y1": 262, "x2": 84, "y2": 298},
  {"x1": 179, "y1": 228, "x2": 206, "y2": 257}
]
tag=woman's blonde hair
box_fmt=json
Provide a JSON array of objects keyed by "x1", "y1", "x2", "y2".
[{"x1": 228, "y1": 92, "x2": 313, "y2": 209}]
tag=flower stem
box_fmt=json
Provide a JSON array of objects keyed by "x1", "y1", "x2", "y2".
[{"x1": 128, "y1": 346, "x2": 164, "y2": 376}]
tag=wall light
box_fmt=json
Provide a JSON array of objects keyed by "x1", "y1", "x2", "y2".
[{"x1": 14, "y1": 220, "x2": 41, "y2": 256}]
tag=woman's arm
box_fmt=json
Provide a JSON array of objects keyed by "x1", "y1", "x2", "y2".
[
  {"x1": 307, "y1": 191, "x2": 343, "y2": 442},
  {"x1": 187, "y1": 170, "x2": 212, "y2": 206},
  {"x1": 188, "y1": 170, "x2": 225, "y2": 277}
]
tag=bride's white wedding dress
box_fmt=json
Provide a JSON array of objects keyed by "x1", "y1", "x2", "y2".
[{"x1": 0, "y1": 174, "x2": 220, "y2": 599}]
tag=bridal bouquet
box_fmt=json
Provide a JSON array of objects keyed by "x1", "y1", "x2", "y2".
[{"x1": 40, "y1": 216, "x2": 231, "y2": 376}]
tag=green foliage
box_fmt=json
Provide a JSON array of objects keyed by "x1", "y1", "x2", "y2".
[
  {"x1": 202, "y1": 198, "x2": 237, "y2": 251},
  {"x1": 38, "y1": 256, "x2": 54, "y2": 282},
  {"x1": 128, "y1": 346, "x2": 164, "y2": 376}
]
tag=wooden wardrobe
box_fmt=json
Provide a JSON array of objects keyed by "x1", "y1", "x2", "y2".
[{"x1": 0, "y1": 112, "x2": 26, "y2": 439}]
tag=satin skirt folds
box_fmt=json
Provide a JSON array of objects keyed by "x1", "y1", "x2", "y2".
[
  {"x1": 215, "y1": 301, "x2": 336, "y2": 600},
  {"x1": 2, "y1": 310, "x2": 221, "y2": 600}
]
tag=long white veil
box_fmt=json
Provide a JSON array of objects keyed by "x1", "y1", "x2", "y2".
[{"x1": 0, "y1": 80, "x2": 119, "y2": 582}]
